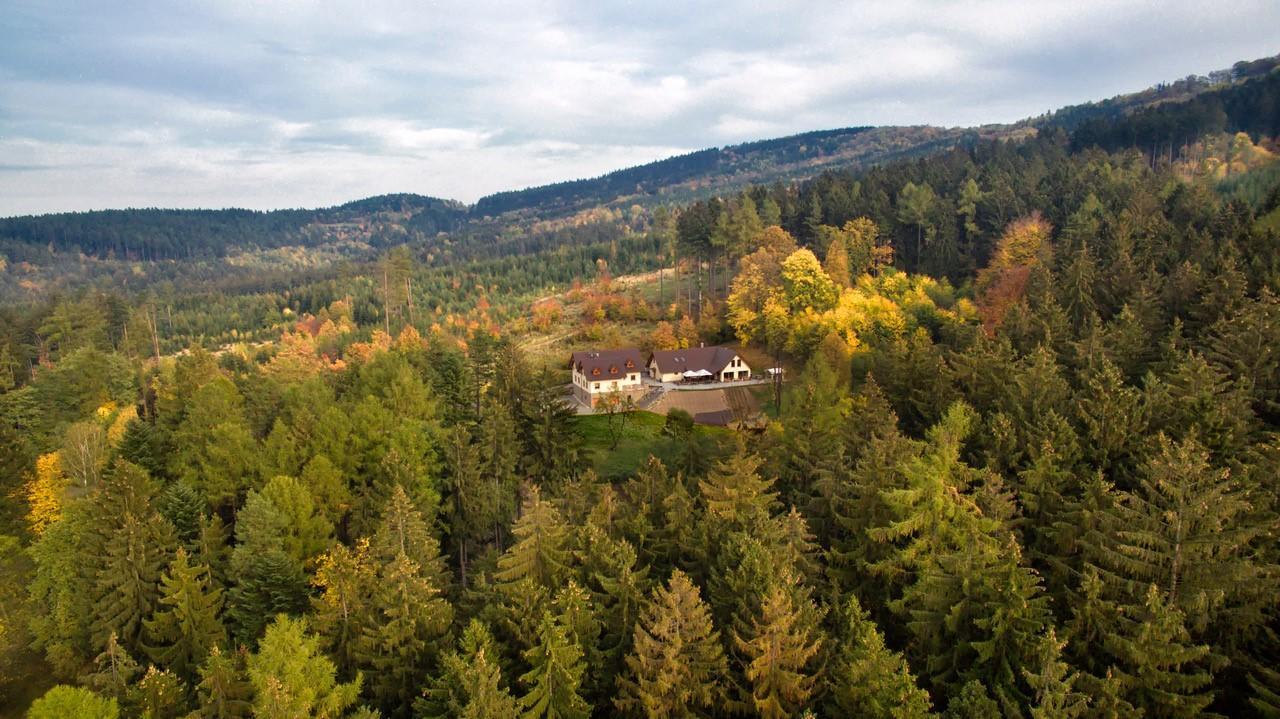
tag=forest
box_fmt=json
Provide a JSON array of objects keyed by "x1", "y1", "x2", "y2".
[{"x1": 1, "y1": 60, "x2": 1280, "y2": 719}]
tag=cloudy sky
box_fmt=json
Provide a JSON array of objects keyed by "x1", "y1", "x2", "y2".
[{"x1": 1, "y1": 1, "x2": 1277, "y2": 216}]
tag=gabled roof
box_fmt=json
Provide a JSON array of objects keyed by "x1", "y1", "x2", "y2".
[
  {"x1": 569, "y1": 349, "x2": 644, "y2": 382},
  {"x1": 648, "y1": 346, "x2": 742, "y2": 375}
]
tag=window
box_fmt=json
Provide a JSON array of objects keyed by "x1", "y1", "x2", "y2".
[
  {"x1": 592, "y1": 367, "x2": 601, "y2": 376},
  {"x1": 593, "y1": 382, "x2": 599, "y2": 390}
]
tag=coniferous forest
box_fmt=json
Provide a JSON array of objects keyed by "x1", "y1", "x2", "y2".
[{"x1": 2, "y1": 51, "x2": 1280, "y2": 719}]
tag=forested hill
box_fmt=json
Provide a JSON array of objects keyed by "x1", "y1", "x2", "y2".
[
  {"x1": 471, "y1": 125, "x2": 976, "y2": 217},
  {"x1": 0, "y1": 194, "x2": 468, "y2": 262}
]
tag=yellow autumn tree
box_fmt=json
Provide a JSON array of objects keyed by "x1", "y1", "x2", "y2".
[{"x1": 26, "y1": 452, "x2": 68, "y2": 535}]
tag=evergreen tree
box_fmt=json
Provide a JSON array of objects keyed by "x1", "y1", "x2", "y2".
[
  {"x1": 125, "y1": 665, "x2": 186, "y2": 719},
  {"x1": 826, "y1": 595, "x2": 934, "y2": 719},
  {"x1": 1105, "y1": 584, "x2": 1220, "y2": 719},
  {"x1": 84, "y1": 631, "x2": 141, "y2": 701},
  {"x1": 496, "y1": 486, "x2": 571, "y2": 590},
  {"x1": 518, "y1": 612, "x2": 590, "y2": 719},
  {"x1": 192, "y1": 646, "x2": 253, "y2": 719},
  {"x1": 246, "y1": 615, "x2": 360, "y2": 719},
  {"x1": 616, "y1": 569, "x2": 730, "y2": 718},
  {"x1": 1105, "y1": 433, "x2": 1273, "y2": 636},
  {"x1": 418, "y1": 620, "x2": 519, "y2": 719},
  {"x1": 698, "y1": 439, "x2": 779, "y2": 533},
  {"x1": 370, "y1": 484, "x2": 449, "y2": 590},
  {"x1": 356, "y1": 551, "x2": 453, "y2": 717},
  {"x1": 733, "y1": 580, "x2": 823, "y2": 719},
  {"x1": 91, "y1": 508, "x2": 177, "y2": 654},
  {"x1": 942, "y1": 680, "x2": 1000, "y2": 719},
  {"x1": 1023, "y1": 629, "x2": 1089, "y2": 719},
  {"x1": 226, "y1": 492, "x2": 308, "y2": 644},
  {"x1": 143, "y1": 548, "x2": 226, "y2": 681}
]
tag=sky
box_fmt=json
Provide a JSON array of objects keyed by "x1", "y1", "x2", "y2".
[{"x1": 1, "y1": 1, "x2": 1277, "y2": 216}]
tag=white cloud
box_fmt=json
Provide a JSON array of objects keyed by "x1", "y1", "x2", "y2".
[{"x1": 1, "y1": 0, "x2": 1278, "y2": 215}]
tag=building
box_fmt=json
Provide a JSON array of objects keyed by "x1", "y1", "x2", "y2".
[
  {"x1": 569, "y1": 348, "x2": 646, "y2": 407},
  {"x1": 647, "y1": 346, "x2": 751, "y2": 383}
]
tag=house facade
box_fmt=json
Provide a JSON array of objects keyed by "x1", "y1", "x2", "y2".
[
  {"x1": 569, "y1": 348, "x2": 646, "y2": 407},
  {"x1": 647, "y1": 346, "x2": 751, "y2": 383}
]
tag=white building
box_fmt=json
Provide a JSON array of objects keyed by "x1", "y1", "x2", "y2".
[
  {"x1": 569, "y1": 348, "x2": 646, "y2": 407},
  {"x1": 647, "y1": 346, "x2": 751, "y2": 384}
]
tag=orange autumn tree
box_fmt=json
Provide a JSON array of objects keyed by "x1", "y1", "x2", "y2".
[{"x1": 975, "y1": 213, "x2": 1053, "y2": 333}]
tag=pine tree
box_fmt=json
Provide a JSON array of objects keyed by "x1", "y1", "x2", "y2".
[
  {"x1": 418, "y1": 620, "x2": 519, "y2": 719},
  {"x1": 734, "y1": 581, "x2": 823, "y2": 719},
  {"x1": 143, "y1": 548, "x2": 226, "y2": 680},
  {"x1": 616, "y1": 569, "x2": 730, "y2": 718},
  {"x1": 518, "y1": 612, "x2": 590, "y2": 719},
  {"x1": 192, "y1": 646, "x2": 253, "y2": 719},
  {"x1": 496, "y1": 486, "x2": 571, "y2": 590},
  {"x1": 826, "y1": 595, "x2": 934, "y2": 719}
]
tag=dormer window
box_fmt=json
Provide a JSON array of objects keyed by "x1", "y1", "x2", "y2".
[
  {"x1": 592, "y1": 367, "x2": 601, "y2": 376},
  {"x1": 609, "y1": 365, "x2": 618, "y2": 374},
  {"x1": 625, "y1": 359, "x2": 635, "y2": 368}
]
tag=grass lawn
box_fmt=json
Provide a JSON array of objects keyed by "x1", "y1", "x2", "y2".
[
  {"x1": 573, "y1": 410, "x2": 669, "y2": 479},
  {"x1": 572, "y1": 409, "x2": 732, "y2": 479}
]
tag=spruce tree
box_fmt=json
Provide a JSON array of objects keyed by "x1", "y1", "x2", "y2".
[
  {"x1": 371, "y1": 484, "x2": 449, "y2": 589},
  {"x1": 616, "y1": 569, "x2": 730, "y2": 718},
  {"x1": 357, "y1": 551, "x2": 453, "y2": 717},
  {"x1": 942, "y1": 680, "x2": 999, "y2": 719},
  {"x1": 418, "y1": 620, "x2": 519, "y2": 719},
  {"x1": 192, "y1": 646, "x2": 253, "y2": 719},
  {"x1": 518, "y1": 612, "x2": 590, "y2": 719},
  {"x1": 91, "y1": 509, "x2": 177, "y2": 654},
  {"x1": 143, "y1": 548, "x2": 226, "y2": 681},
  {"x1": 734, "y1": 580, "x2": 823, "y2": 719},
  {"x1": 496, "y1": 486, "x2": 571, "y2": 590},
  {"x1": 1106, "y1": 433, "x2": 1271, "y2": 636},
  {"x1": 826, "y1": 595, "x2": 934, "y2": 719},
  {"x1": 698, "y1": 438, "x2": 779, "y2": 533},
  {"x1": 1105, "y1": 584, "x2": 1220, "y2": 719},
  {"x1": 84, "y1": 631, "x2": 141, "y2": 702},
  {"x1": 1023, "y1": 629, "x2": 1089, "y2": 719},
  {"x1": 226, "y1": 492, "x2": 308, "y2": 644}
]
